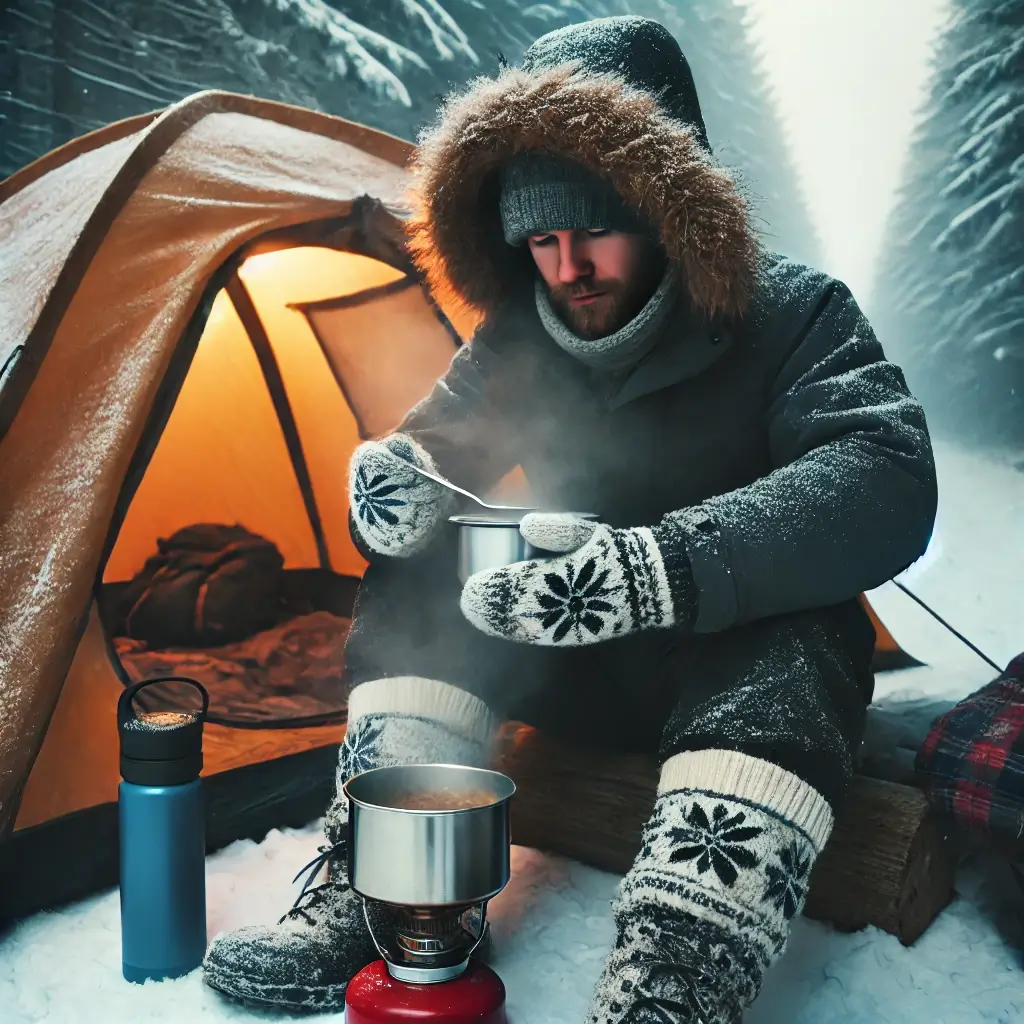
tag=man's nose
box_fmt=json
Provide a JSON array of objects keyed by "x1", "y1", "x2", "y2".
[{"x1": 557, "y1": 235, "x2": 592, "y2": 283}]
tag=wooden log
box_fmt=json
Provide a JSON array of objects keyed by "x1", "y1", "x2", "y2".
[
  {"x1": 800, "y1": 774, "x2": 955, "y2": 943},
  {"x1": 493, "y1": 723, "x2": 956, "y2": 946},
  {"x1": 496, "y1": 723, "x2": 658, "y2": 876}
]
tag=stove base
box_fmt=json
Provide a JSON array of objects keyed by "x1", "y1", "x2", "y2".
[{"x1": 345, "y1": 958, "x2": 507, "y2": 1024}]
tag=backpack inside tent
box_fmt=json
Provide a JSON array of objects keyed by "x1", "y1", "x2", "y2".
[{"x1": 0, "y1": 90, "x2": 913, "y2": 923}]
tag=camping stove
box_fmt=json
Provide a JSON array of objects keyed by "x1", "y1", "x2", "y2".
[
  {"x1": 346, "y1": 899, "x2": 505, "y2": 1022},
  {"x1": 342, "y1": 764, "x2": 515, "y2": 1024}
]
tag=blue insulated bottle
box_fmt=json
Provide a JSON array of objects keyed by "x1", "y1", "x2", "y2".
[{"x1": 117, "y1": 677, "x2": 210, "y2": 983}]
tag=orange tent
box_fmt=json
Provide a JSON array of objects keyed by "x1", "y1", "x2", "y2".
[
  {"x1": 0, "y1": 91, "x2": 485, "y2": 920},
  {"x1": 0, "y1": 90, "x2": 912, "y2": 922}
]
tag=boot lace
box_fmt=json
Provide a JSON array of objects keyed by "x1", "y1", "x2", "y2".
[
  {"x1": 278, "y1": 840, "x2": 348, "y2": 926},
  {"x1": 622, "y1": 959, "x2": 717, "y2": 1024}
]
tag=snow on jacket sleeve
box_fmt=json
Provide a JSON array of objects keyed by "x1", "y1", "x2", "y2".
[
  {"x1": 660, "y1": 266, "x2": 938, "y2": 633},
  {"x1": 391, "y1": 320, "x2": 523, "y2": 497}
]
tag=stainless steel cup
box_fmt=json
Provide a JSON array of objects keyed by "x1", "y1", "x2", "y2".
[
  {"x1": 343, "y1": 763, "x2": 516, "y2": 907},
  {"x1": 451, "y1": 512, "x2": 598, "y2": 584},
  {"x1": 451, "y1": 515, "x2": 537, "y2": 585}
]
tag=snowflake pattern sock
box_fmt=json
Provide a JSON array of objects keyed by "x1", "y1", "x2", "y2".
[
  {"x1": 459, "y1": 513, "x2": 696, "y2": 645},
  {"x1": 323, "y1": 676, "x2": 497, "y2": 845},
  {"x1": 203, "y1": 677, "x2": 495, "y2": 1011},
  {"x1": 587, "y1": 749, "x2": 834, "y2": 1023},
  {"x1": 349, "y1": 433, "x2": 453, "y2": 558}
]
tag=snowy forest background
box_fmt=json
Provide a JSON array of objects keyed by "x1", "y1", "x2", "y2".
[{"x1": 0, "y1": 0, "x2": 1021, "y2": 449}]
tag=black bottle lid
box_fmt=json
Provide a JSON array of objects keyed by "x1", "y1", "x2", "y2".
[{"x1": 118, "y1": 677, "x2": 210, "y2": 786}]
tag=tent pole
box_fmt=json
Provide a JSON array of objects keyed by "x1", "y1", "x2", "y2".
[{"x1": 227, "y1": 275, "x2": 331, "y2": 571}]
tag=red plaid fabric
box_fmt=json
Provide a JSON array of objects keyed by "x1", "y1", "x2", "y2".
[{"x1": 915, "y1": 653, "x2": 1024, "y2": 846}]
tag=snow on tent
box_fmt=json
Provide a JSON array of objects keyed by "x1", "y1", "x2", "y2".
[
  {"x1": 0, "y1": 89, "x2": 911, "y2": 923},
  {"x1": 0, "y1": 90, "x2": 481, "y2": 921}
]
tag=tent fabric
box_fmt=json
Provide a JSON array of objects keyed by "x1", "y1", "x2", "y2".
[
  {"x1": 862, "y1": 597, "x2": 916, "y2": 671},
  {"x1": 12, "y1": 603, "x2": 345, "y2": 833},
  {"x1": 104, "y1": 284, "x2": 321, "y2": 579},
  {"x1": 0, "y1": 90, "x2": 417, "y2": 842},
  {"x1": 300, "y1": 277, "x2": 460, "y2": 439},
  {"x1": 98, "y1": 246, "x2": 446, "y2": 584},
  {"x1": 0, "y1": 130, "x2": 146, "y2": 384}
]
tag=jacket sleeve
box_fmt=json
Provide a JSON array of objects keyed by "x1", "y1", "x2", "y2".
[
  {"x1": 659, "y1": 266, "x2": 938, "y2": 633},
  {"x1": 390, "y1": 320, "x2": 523, "y2": 497}
]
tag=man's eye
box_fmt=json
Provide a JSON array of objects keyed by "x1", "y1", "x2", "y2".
[
  {"x1": 586, "y1": 229, "x2": 610, "y2": 237},
  {"x1": 529, "y1": 235, "x2": 555, "y2": 246}
]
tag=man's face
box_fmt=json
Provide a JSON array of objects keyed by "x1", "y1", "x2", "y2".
[{"x1": 527, "y1": 229, "x2": 663, "y2": 339}]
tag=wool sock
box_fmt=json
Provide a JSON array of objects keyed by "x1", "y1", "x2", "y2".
[
  {"x1": 324, "y1": 675, "x2": 498, "y2": 845},
  {"x1": 587, "y1": 749, "x2": 834, "y2": 1023}
]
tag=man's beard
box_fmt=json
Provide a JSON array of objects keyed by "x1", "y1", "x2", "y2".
[{"x1": 547, "y1": 272, "x2": 660, "y2": 340}]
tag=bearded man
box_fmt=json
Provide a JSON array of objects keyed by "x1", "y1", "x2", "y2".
[{"x1": 203, "y1": 15, "x2": 937, "y2": 1022}]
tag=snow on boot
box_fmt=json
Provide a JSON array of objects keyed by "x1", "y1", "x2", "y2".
[
  {"x1": 587, "y1": 750, "x2": 834, "y2": 1023},
  {"x1": 203, "y1": 677, "x2": 496, "y2": 1012}
]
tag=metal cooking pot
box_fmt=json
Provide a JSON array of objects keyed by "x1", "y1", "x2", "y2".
[
  {"x1": 450, "y1": 512, "x2": 598, "y2": 584},
  {"x1": 344, "y1": 763, "x2": 515, "y2": 907}
]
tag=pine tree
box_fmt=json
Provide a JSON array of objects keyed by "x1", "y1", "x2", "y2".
[
  {"x1": 0, "y1": 0, "x2": 816, "y2": 262},
  {"x1": 630, "y1": 1, "x2": 820, "y2": 263},
  {"x1": 872, "y1": 0, "x2": 1024, "y2": 447}
]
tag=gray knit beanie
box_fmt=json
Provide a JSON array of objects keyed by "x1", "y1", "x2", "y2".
[
  {"x1": 499, "y1": 16, "x2": 710, "y2": 247},
  {"x1": 499, "y1": 151, "x2": 646, "y2": 245}
]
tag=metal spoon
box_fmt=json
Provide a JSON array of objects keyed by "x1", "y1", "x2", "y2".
[{"x1": 403, "y1": 461, "x2": 535, "y2": 513}]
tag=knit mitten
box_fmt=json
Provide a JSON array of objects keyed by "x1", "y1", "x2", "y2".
[
  {"x1": 203, "y1": 677, "x2": 495, "y2": 1012},
  {"x1": 460, "y1": 513, "x2": 696, "y2": 645},
  {"x1": 349, "y1": 433, "x2": 453, "y2": 558},
  {"x1": 587, "y1": 750, "x2": 833, "y2": 1023}
]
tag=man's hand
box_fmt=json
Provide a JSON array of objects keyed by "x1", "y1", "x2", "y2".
[
  {"x1": 348, "y1": 434, "x2": 451, "y2": 558},
  {"x1": 459, "y1": 513, "x2": 680, "y2": 645}
]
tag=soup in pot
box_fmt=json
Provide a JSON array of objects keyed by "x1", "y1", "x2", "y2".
[{"x1": 385, "y1": 788, "x2": 499, "y2": 811}]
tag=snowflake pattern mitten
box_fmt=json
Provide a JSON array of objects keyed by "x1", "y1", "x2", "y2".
[
  {"x1": 587, "y1": 750, "x2": 834, "y2": 1023},
  {"x1": 349, "y1": 433, "x2": 453, "y2": 558},
  {"x1": 459, "y1": 512, "x2": 695, "y2": 645}
]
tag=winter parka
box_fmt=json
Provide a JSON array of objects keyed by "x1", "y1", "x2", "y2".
[{"x1": 391, "y1": 17, "x2": 937, "y2": 638}]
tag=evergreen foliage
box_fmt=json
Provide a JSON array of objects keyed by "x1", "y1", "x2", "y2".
[
  {"x1": 0, "y1": 0, "x2": 816, "y2": 261},
  {"x1": 873, "y1": 0, "x2": 1023, "y2": 445}
]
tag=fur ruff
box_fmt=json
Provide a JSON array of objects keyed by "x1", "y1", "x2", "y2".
[{"x1": 406, "y1": 64, "x2": 760, "y2": 324}]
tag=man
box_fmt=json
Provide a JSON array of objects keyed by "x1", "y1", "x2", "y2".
[{"x1": 203, "y1": 15, "x2": 936, "y2": 1022}]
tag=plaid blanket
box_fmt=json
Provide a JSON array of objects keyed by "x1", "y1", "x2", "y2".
[{"x1": 916, "y1": 653, "x2": 1024, "y2": 847}]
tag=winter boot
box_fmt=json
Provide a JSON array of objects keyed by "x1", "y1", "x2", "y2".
[
  {"x1": 202, "y1": 677, "x2": 496, "y2": 1012},
  {"x1": 587, "y1": 750, "x2": 834, "y2": 1023}
]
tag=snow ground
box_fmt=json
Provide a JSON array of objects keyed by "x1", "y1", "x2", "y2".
[
  {"x1": 1, "y1": 440, "x2": 1022, "y2": 1022},
  {"x1": 1, "y1": 816, "x2": 1022, "y2": 1023},
  {"x1": 866, "y1": 438, "x2": 1023, "y2": 681}
]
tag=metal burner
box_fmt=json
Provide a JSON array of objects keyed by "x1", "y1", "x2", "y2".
[{"x1": 364, "y1": 899, "x2": 489, "y2": 983}]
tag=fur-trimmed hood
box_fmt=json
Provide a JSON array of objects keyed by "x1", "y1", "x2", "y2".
[{"x1": 406, "y1": 55, "x2": 760, "y2": 325}]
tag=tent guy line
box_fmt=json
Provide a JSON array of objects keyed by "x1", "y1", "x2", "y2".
[{"x1": 895, "y1": 580, "x2": 1002, "y2": 673}]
